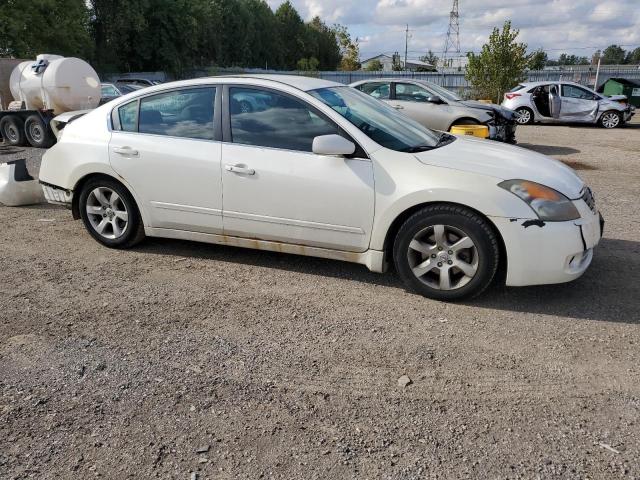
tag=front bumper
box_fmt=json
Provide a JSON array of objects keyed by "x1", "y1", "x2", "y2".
[
  {"x1": 488, "y1": 121, "x2": 517, "y2": 144},
  {"x1": 623, "y1": 107, "x2": 635, "y2": 123},
  {"x1": 490, "y1": 198, "x2": 602, "y2": 287}
]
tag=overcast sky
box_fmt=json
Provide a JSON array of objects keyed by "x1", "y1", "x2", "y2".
[{"x1": 267, "y1": 0, "x2": 640, "y2": 61}]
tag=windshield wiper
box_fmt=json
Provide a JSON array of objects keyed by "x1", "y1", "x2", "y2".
[{"x1": 403, "y1": 144, "x2": 434, "y2": 153}]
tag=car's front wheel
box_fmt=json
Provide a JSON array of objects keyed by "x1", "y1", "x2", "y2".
[
  {"x1": 599, "y1": 111, "x2": 621, "y2": 129},
  {"x1": 393, "y1": 205, "x2": 499, "y2": 301},
  {"x1": 79, "y1": 177, "x2": 145, "y2": 248}
]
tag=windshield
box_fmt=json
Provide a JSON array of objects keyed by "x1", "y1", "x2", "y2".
[
  {"x1": 421, "y1": 81, "x2": 462, "y2": 102},
  {"x1": 310, "y1": 86, "x2": 441, "y2": 152}
]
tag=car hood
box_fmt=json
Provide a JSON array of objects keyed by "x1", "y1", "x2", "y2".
[
  {"x1": 414, "y1": 136, "x2": 585, "y2": 199},
  {"x1": 457, "y1": 100, "x2": 519, "y2": 121}
]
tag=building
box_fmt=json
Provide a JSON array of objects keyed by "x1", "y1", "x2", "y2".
[{"x1": 360, "y1": 54, "x2": 436, "y2": 72}]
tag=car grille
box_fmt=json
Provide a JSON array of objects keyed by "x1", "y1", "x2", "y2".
[{"x1": 581, "y1": 187, "x2": 596, "y2": 213}]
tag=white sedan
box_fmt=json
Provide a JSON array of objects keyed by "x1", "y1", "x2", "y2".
[{"x1": 39, "y1": 75, "x2": 603, "y2": 301}]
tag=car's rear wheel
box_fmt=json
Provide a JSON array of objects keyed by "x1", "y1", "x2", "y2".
[
  {"x1": 515, "y1": 107, "x2": 534, "y2": 125},
  {"x1": 79, "y1": 177, "x2": 145, "y2": 248},
  {"x1": 599, "y1": 111, "x2": 621, "y2": 129},
  {"x1": 393, "y1": 205, "x2": 499, "y2": 301}
]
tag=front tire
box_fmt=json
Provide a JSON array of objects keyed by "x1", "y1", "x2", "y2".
[
  {"x1": 599, "y1": 111, "x2": 621, "y2": 129},
  {"x1": 393, "y1": 205, "x2": 499, "y2": 301},
  {"x1": 515, "y1": 107, "x2": 534, "y2": 125},
  {"x1": 79, "y1": 177, "x2": 145, "y2": 248}
]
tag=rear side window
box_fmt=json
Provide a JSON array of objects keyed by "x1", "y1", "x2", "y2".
[
  {"x1": 229, "y1": 87, "x2": 339, "y2": 152},
  {"x1": 139, "y1": 87, "x2": 215, "y2": 140},
  {"x1": 118, "y1": 100, "x2": 138, "y2": 132}
]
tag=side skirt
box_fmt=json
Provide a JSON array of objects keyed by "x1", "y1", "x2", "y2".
[{"x1": 145, "y1": 227, "x2": 387, "y2": 273}]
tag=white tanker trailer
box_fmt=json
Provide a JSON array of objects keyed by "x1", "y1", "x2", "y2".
[{"x1": 0, "y1": 54, "x2": 100, "y2": 148}]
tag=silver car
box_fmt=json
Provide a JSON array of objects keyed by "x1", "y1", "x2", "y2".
[
  {"x1": 502, "y1": 81, "x2": 635, "y2": 128},
  {"x1": 350, "y1": 78, "x2": 518, "y2": 143}
]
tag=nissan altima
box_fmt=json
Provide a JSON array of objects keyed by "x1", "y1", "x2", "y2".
[{"x1": 39, "y1": 75, "x2": 603, "y2": 301}]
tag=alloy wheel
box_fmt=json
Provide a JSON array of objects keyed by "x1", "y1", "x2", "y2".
[
  {"x1": 406, "y1": 224, "x2": 479, "y2": 290},
  {"x1": 601, "y1": 112, "x2": 620, "y2": 129},
  {"x1": 516, "y1": 108, "x2": 531, "y2": 124},
  {"x1": 86, "y1": 187, "x2": 129, "y2": 239}
]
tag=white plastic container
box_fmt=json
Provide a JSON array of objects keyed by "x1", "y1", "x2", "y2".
[{"x1": 9, "y1": 54, "x2": 100, "y2": 115}]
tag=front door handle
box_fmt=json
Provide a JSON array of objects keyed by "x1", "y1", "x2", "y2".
[
  {"x1": 225, "y1": 164, "x2": 255, "y2": 175},
  {"x1": 113, "y1": 146, "x2": 139, "y2": 156},
  {"x1": 393, "y1": 104, "x2": 404, "y2": 110}
]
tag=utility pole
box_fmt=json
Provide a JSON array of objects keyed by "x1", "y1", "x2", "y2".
[
  {"x1": 442, "y1": 0, "x2": 460, "y2": 70},
  {"x1": 404, "y1": 24, "x2": 409, "y2": 72}
]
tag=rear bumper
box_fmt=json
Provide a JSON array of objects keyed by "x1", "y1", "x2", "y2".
[
  {"x1": 40, "y1": 181, "x2": 73, "y2": 207},
  {"x1": 489, "y1": 203, "x2": 602, "y2": 287}
]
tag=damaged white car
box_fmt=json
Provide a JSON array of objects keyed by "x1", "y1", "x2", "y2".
[{"x1": 38, "y1": 75, "x2": 603, "y2": 300}]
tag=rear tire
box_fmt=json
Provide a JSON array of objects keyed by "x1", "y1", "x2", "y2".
[
  {"x1": 24, "y1": 115, "x2": 55, "y2": 148},
  {"x1": 599, "y1": 111, "x2": 621, "y2": 129},
  {"x1": 515, "y1": 107, "x2": 534, "y2": 125},
  {"x1": 0, "y1": 115, "x2": 27, "y2": 146},
  {"x1": 79, "y1": 177, "x2": 145, "y2": 249},
  {"x1": 393, "y1": 204, "x2": 499, "y2": 301}
]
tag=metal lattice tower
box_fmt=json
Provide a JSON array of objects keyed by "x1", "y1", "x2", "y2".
[{"x1": 442, "y1": 0, "x2": 460, "y2": 69}]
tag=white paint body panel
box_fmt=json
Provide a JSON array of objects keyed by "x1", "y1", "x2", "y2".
[
  {"x1": 109, "y1": 132, "x2": 223, "y2": 234},
  {"x1": 38, "y1": 75, "x2": 601, "y2": 287}
]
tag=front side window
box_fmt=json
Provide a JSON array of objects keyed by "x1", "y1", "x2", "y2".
[
  {"x1": 118, "y1": 100, "x2": 138, "y2": 132},
  {"x1": 395, "y1": 82, "x2": 432, "y2": 102},
  {"x1": 229, "y1": 87, "x2": 339, "y2": 152},
  {"x1": 138, "y1": 87, "x2": 215, "y2": 140},
  {"x1": 310, "y1": 86, "x2": 442, "y2": 152},
  {"x1": 358, "y1": 82, "x2": 391, "y2": 99},
  {"x1": 561, "y1": 85, "x2": 596, "y2": 100}
]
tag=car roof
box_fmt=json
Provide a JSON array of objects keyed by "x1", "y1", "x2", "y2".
[
  {"x1": 519, "y1": 80, "x2": 590, "y2": 88},
  {"x1": 119, "y1": 74, "x2": 341, "y2": 94}
]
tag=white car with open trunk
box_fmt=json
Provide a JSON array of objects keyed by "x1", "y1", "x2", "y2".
[{"x1": 39, "y1": 75, "x2": 603, "y2": 300}]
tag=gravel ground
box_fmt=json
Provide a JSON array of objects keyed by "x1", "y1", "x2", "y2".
[{"x1": 1, "y1": 120, "x2": 639, "y2": 479}]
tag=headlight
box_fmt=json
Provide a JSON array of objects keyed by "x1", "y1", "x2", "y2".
[{"x1": 499, "y1": 179, "x2": 580, "y2": 221}]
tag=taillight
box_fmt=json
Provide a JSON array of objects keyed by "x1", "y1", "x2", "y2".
[{"x1": 504, "y1": 93, "x2": 521, "y2": 100}]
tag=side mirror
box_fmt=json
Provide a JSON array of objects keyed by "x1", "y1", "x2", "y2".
[
  {"x1": 427, "y1": 95, "x2": 443, "y2": 104},
  {"x1": 312, "y1": 134, "x2": 356, "y2": 156}
]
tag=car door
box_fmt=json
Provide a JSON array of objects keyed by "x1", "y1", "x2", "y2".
[
  {"x1": 389, "y1": 82, "x2": 452, "y2": 131},
  {"x1": 109, "y1": 86, "x2": 224, "y2": 234},
  {"x1": 221, "y1": 85, "x2": 374, "y2": 252},
  {"x1": 559, "y1": 84, "x2": 599, "y2": 122}
]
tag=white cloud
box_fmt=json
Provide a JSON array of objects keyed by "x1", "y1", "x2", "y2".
[{"x1": 269, "y1": 0, "x2": 640, "y2": 61}]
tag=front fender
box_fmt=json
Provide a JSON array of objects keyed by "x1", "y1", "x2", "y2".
[{"x1": 369, "y1": 153, "x2": 535, "y2": 250}]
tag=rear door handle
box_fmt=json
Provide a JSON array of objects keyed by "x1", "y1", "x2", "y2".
[
  {"x1": 225, "y1": 164, "x2": 255, "y2": 175},
  {"x1": 113, "y1": 146, "x2": 139, "y2": 156}
]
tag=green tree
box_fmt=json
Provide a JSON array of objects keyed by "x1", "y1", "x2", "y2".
[
  {"x1": 334, "y1": 25, "x2": 359, "y2": 71},
  {"x1": 296, "y1": 57, "x2": 319, "y2": 71},
  {"x1": 528, "y1": 49, "x2": 547, "y2": 70},
  {"x1": 465, "y1": 21, "x2": 530, "y2": 103},
  {"x1": 0, "y1": 0, "x2": 92, "y2": 58},
  {"x1": 419, "y1": 50, "x2": 439, "y2": 67},
  {"x1": 601, "y1": 44, "x2": 626, "y2": 65},
  {"x1": 275, "y1": 1, "x2": 306, "y2": 69},
  {"x1": 305, "y1": 17, "x2": 341, "y2": 70},
  {"x1": 625, "y1": 47, "x2": 640, "y2": 65},
  {"x1": 365, "y1": 59, "x2": 383, "y2": 71}
]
